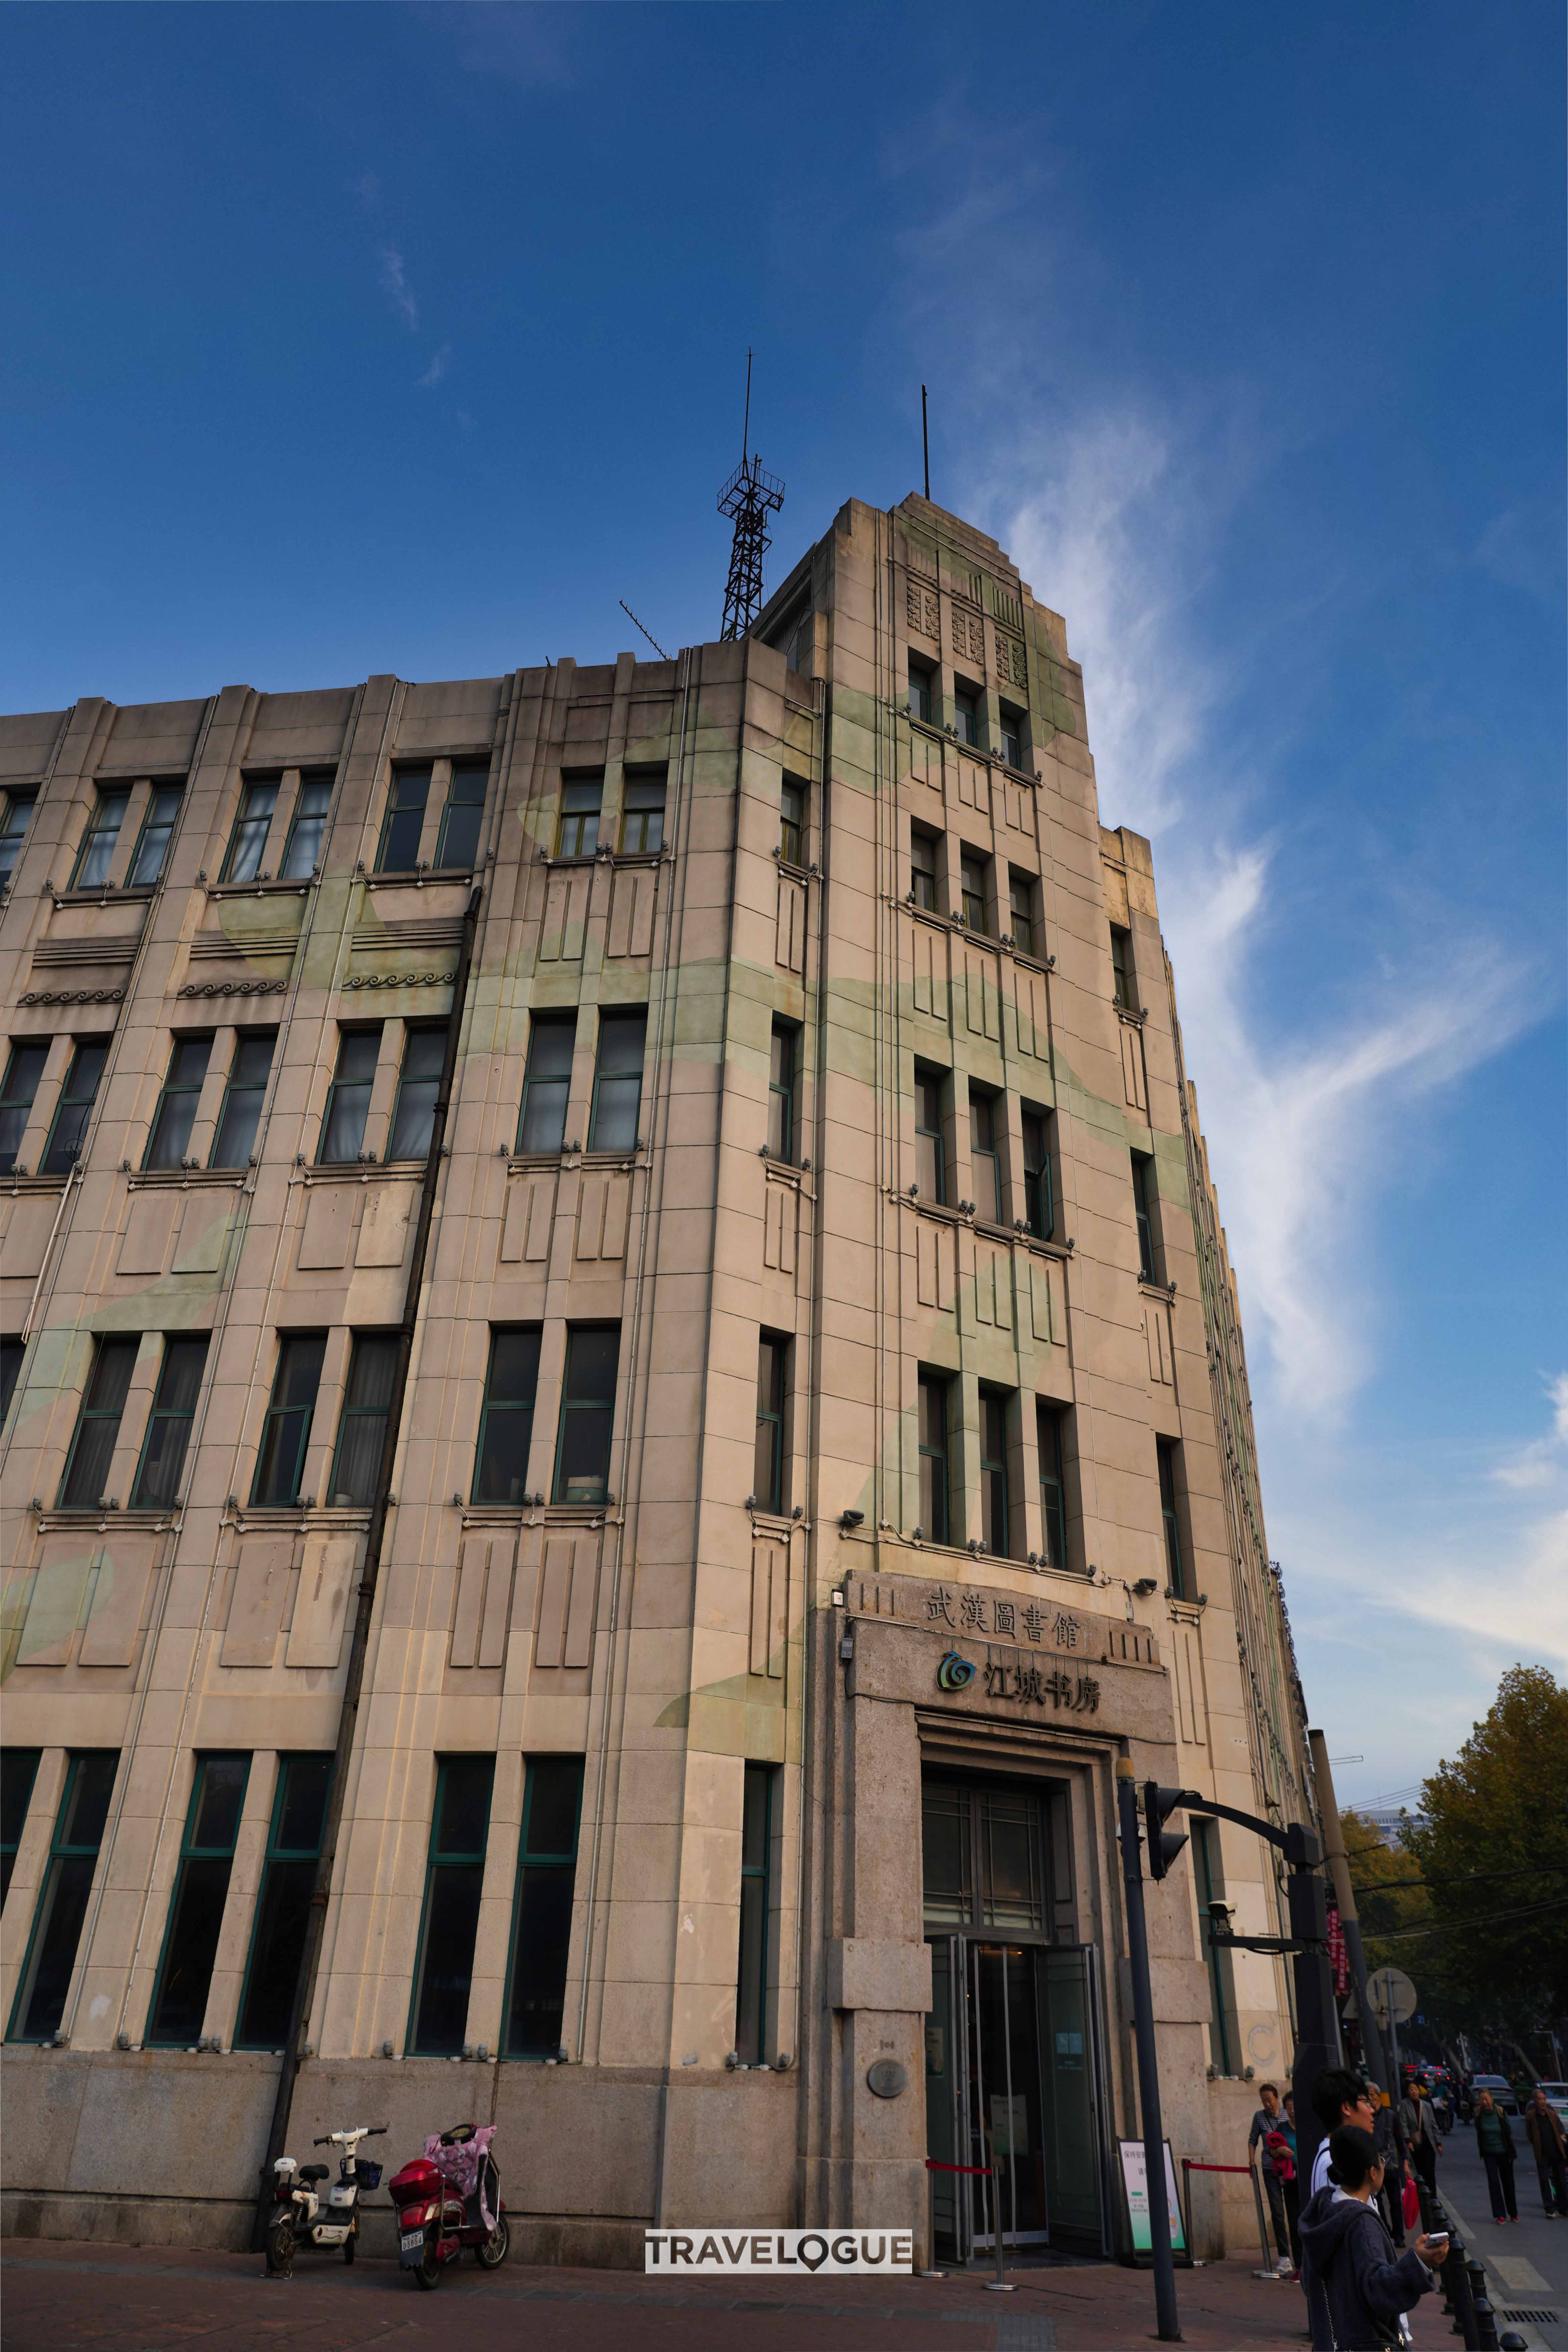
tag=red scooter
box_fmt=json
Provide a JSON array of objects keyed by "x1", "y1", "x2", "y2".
[{"x1": 389, "y1": 2123, "x2": 508, "y2": 2289}]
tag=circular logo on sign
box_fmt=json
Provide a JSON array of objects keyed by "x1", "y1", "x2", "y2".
[
  {"x1": 866, "y1": 2059, "x2": 908, "y2": 2099},
  {"x1": 936, "y1": 1651, "x2": 975, "y2": 1691}
]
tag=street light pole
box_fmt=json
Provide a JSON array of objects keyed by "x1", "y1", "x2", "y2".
[{"x1": 1115, "y1": 1759, "x2": 1181, "y2": 2343}]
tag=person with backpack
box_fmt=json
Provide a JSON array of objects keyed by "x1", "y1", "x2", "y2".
[{"x1": 1298, "y1": 2125, "x2": 1446, "y2": 2351}]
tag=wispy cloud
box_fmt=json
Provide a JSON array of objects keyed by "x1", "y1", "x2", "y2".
[
  {"x1": 1490, "y1": 1371, "x2": 1568, "y2": 1490},
  {"x1": 378, "y1": 245, "x2": 419, "y2": 332},
  {"x1": 419, "y1": 342, "x2": 452, "y2": 389},
  {"x1": 352, "y1": 171, "x2": 380, "y2": 214}
]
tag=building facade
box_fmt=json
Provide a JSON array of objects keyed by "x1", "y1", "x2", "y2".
[{"x1": 0, "y1": 493, "x2": 1317, "y2": 2262}]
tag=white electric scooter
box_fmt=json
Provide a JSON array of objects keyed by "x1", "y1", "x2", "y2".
[{"x1": 265, "y1": 2123, "x2": 388, "y2": 2276}]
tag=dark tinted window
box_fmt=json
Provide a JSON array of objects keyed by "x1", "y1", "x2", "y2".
[
  {"x1": 517, "y1": 1016, "x2": 575, "y2": 1154},
  {"x1": 409, "y1": 1756, "x2": 493, "y2": 2056},
  {"x1": 251, "y1": 1335, "x2": 326, "y2": 1506},
  {"x1": 1, "y1": 1750, "x2": 41, "y2": 1909},
  {"x1": 9, "y1": 1753, "x2": 119, "y2": 2042},
  {"x1": 128, "y1": 787, "x2": 182, "y2": 886},
  {"x1": 235, "y1": 1754, "x2": 332, "y2": 2050},
  {"x1": 71, "y1": 791, "x2": 129, "y2": 890},
  {"x1": 144, "y1": 1036, "x2": 213, "y2": 1171},
  {"x1": 553, "y1": 1326, "x2": 618, "y2": 1506},
  {"x1": 436, "y1": 765, "x2": 487, "y2": 871},
  {"x1": 132, "y1": 1335, "x2": 208, "y2": 1508},
  {"x1": 60, "y1": 1337, "x2": 139, "y2": 1509},
  {"x1": 328, "y1": 1333, "x2": 398, "y2": 1507},
  {"x1": 146, "y1": 1754, "x2": 250, "y2": 2045},
  {"x1": 222, "y1": 780, "x2": 278, "y2": 884},
  {"x1": 388, "y1": 1026, "x2": 446, "y2": 1161},
  {"x1": 280, "y1": 776, "x2": 332, "y2": 879},
  {"x1": 43, "y1": 1040, "x2": 108, "y2": 1174},
  {"x1": 319, "y1": 1030, "x2": 381, "y2": 1164},
  {"x1": 210, "y1": 1032, "x2": 275, "y2": 1168},
  {"x1": 588, "y1": 1012, "x2": 645, "y2": 1152},
  {"x1": 0, "y1": 1043, "x2": 49, "y2": 1174},
  {"x1": 473, "y1": 1327, "x2": 542, "y2": 1506},
  {"x1": 620, "y1": 771, "x2": 665, "y2": 855},
  {"x1": 377, "y1": 768, "x2": 430, "y2": 872}
]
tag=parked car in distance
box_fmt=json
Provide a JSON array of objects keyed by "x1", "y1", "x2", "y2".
[
  {"x1": 1536, "y1": 2081, "x2": 1568, "y2": 2127},
  {"x1": 1467, "y1": 2072, "x2": 1519, "y2": 2114}
]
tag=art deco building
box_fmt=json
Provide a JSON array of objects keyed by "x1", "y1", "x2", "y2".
[{"x1": 0, "y1": 493, "x2": 1317, "y2": 2263}]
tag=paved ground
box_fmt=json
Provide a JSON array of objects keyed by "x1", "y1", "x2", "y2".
[
  {"x1": 0, "y1": 2240, "x2": 1320, "y2": 2350},
  {"x1": 1433, "y1": 2123, "x2": 1567, "y2": 2352}
]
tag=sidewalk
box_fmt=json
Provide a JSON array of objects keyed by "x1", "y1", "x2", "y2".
[{"x1": 0, "y1": 2239, "x2": 1317, "y2": 2350}]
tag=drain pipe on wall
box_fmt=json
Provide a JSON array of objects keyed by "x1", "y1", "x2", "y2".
[{"x1": 252, "y1": 879, "x2": 484, "y2": 2246}]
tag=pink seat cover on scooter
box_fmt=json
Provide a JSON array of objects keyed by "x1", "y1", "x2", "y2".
[{"x1": 424, "y1": 2128, "x2": 497, "y2": 2232}]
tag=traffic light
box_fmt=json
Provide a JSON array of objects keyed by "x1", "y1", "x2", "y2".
[{"x1": 1143, "y1": 1783, "x2": 1188, "y2": 1880}]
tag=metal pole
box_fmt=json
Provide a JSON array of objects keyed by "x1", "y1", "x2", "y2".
[
  {"x1": 1250, "y1": 2158, "x2": 1271, "y2": 2273},
  {"x1": 922, "y1": 384, "x2": 930, "y2": 501},
  {"x1": 1115, "y1": 1761, "x2": 1181, "y2": 2341},
  {"x1": 1309, "y1": 1730, "x2": 1388, "y2": 2099}
]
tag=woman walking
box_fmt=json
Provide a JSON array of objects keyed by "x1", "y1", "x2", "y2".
[{"x1": 1473, "y1": 2089, "x2": 1519, "y2": 2223}]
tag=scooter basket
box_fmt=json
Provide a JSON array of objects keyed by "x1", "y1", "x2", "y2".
[{"x1": 355, "y1": 2160, "x2": 383, "y2": 2192}]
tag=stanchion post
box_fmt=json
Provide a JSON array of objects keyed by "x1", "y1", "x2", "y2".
[
  {"x1": 1250, "y1": 2157, "x2": 1272, "y2": 2274},
  {"x1": 984, "y1": 2164, "x2": 1015, "y2": 2293},
  {"x1": 921, "y1": 2163, "x2": 942, "y2": 2278}
]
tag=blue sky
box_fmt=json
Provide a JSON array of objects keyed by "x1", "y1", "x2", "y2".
[{"x1": 3, "y1": 2, "x2": 1562, "y2": 1805}]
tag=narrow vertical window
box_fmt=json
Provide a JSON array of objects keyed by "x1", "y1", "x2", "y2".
[
  {"x1": 767, "y1": 1021, "x2": 798, "y2": 1162},
  {"x1": 619, "y1": 769, "x2": 666, "y2": 854},
  {"x1": 280, "y1": 775, "x2": 332, "y2": 879},
  {"x1": 980, "y1": 1390, "x2": 1010, "y2": 1556},
  {"x1": 915, "y1": 1070, "x2": 946, "y2": 1205},
  {"x1": 42, "y1": 1039, "x2": 109, "y2": 1174},
  {"x1": 146, "y1": 1754, "x2": 250, "y2": 2046},
  {"x1": 918, "y1": 1371, "x2": 950, "y2": 1546},
  {"x1": 435, "y1": 763, "x2": 487, "y2": 871},
  {"x1": 0, "y1": 1337, "x2": 23, "y2": 1430},
  {"x1": 1008, "y1": 872, "x2": 1037, "y2": 957},
  {"x1": 472, "y1": 1327, "x2": 541, "y2": 1505},
  {"x1": 735, "y1": 1763, "x2": 774, "y2": 2064},
  {"x1": 953, "y1": 687, "x2": 978, "y2": 747},
  {"x1": 377, "y1": 766, "x2": 431, "y2": 872},
  {"x1": 0, "y1": 790, "x2": 37, "y2": 891},
  {"x1": 131, "y1": 1334, "x2": 209, "y2": 1508},
  {"x1": 1037, "y1": 1405, "x2": 1068, "y2": 1572},
  {"x1": 910, "y1": 829, "x2": 938, "y2": 912},
  {"x1": 1131, "y1": 1153, "x2": 1157, "y2": 1283},
  {"x1": 318, "y1": 1028, "x2": 381, "y2": 1164},
  {"x1": 251, "y1": 1334, "x2": 327, "y2": 1507},
  {"x1": 1158, "y1": 1439, "x2": 1186, "y2": 1598},
  {"x1": 70, "y1": 790, "x2": 130, "y2": 890},
  {"x1": 553, "y1": 1325, "x2": 619, "y2": 1505},
  {"x1": 999, "y1": 707, "x2": 1024, "y2": 769},
  {"x1": 588, "y1": 1011, "x2": 646, "y2": 1151},
  {"x1": 960, "y1": 852, "x2": 988, "y2": 931},
  {"x1": 59, "y1": 1336, "x2": 139, "y2": 1509},
  {"x1": 221, "y1": 779, "x2": 279, "y2": 884},
  {"x1": 753, "y1": 1335, "x2": 787, "y2": 1514},
  {"x1": 235, "y1": 1753, "x2": 332, "y2": 2051},
  {"x1": 969, "y1": 1088, "x2": 1001, "y2": 1224},
  {"x1": 408, "y1": 1756, "x2": 494, "y2": 2056},
  {"x1": 517, "y1": 1015, "x2": 575, "y2": 1154},
  {"x1": 1110, "y1": 924, "x2": 1134, "y2": 1012},
  {"x1": 502, "y1": 1756, "x2": 584, "y2": 2059},
  {"x1": 7, "y1": 1753, "x2": 117, "y2": 2041},
  {"x1": 1, "y1": 1750, "x2": 42, "y2": 1908},
  {"x1": 328, "y1": 1333, "x2": 398, "y2": 1507},
  {"x1": 1021, "y1": 1110, "x2": 1054, "y2": 1243},
  {"x1": 127, "y1": 786, "x2": 182, "y2": 886},
  {"x1": 388, "y1": 1025, "x2": 446, "y2": 1161},
  {"x1": 210, "y1": 1031, "x2": 275, "y2": 1167},
  {"x1": 143, "y1": 1035, "x2": 213, "y2": 1171},
  {"x1": 0, "y1": 1042, "x2": 49, "y2": 1173},
  {"x1": 908, "y1": 659, "x2": 932, "y2": 724},
  {"x1": 779, "y1": 777, "x2": 806, "y2": 866},
  {"x1": 556, "y1": 774, "x2": 602, "y2": 858}
]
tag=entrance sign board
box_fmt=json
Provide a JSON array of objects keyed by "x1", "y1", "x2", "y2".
[{"x1": 1117, "y1": 2140, "x2": 1187, "y2": 2256}]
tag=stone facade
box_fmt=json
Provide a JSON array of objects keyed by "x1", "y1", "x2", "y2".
[{"x1": 0, "y1": 493, "x2": 1316, "y2": 2265}]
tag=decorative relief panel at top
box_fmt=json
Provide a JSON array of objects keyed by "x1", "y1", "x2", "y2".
[
  {"x1": 995, "y1": 634, "x2": 1028, "y2": 692},
  {"x1": 952, "y1": 605, "x2": 986, "y2": 672},
  {"x1": 906, "y1": 579, "x2": 940, "y2": 641}
]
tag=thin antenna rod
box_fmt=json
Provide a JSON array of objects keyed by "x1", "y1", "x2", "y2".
[
  {"x1": 619, "y1": 598, "x2": 670, "y2": 661},
  {"x1": 922, "y1": 384, "x2": 930, "y2": 501},
  {"x1": 742, "y1": 348, "x2": 752, "y2": 467},
  {"x1": 717, "y1": 350, "x2": 784, "y2": 642}
]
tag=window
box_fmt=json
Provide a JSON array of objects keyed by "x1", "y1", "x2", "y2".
[
  {"x1": 959, "y1": 852, "x2": 987, "y2": 931},
  {"x1": 553, "y1": 1325, "x2": 619, "y2": 1505},
  {"x1": 328, "y1": 1333, "x2": 398, "y2": 1507},
  {"x1": 1021, "y1": 1109, "x2": 1054, "y2": 1243},
  {"x1": 7, "y1": 1753, "x2": 117, "y2": 2042},
  {"x1": 472, "y1": 1327, "x2": 542, "y2": 1505},
  {"x1": 146, "y1": 1754, "x2": 250, "y2": 2046},
  {"x1": 0, "y1": 1042, "x2": 48, "y2": 1173},
  {"x1": 127, "y1": 786, "x2": 182, "y2": 886},
  {"x1": 908, "y1": 658, "x2": 933, "y2": 725},
  {"x1": 210, "y1": 1031, "x2": 275, "y2": 1168},
  {"x1": 42, "y1": 1039, "x2": 108, "y2": 1174},
  {"x1": 767, "y1": 1020, "x2": 798, "y2": 1163},
  {"x1": 999, "y1": 707, "x2": 1024, "y2": 769},
  {"x1": 235, "y1": 1753, "x2": 332, "y2": 2051},
  {"x1": 59, "y1": 1336, "x2": 139, "y2": 1509},
  {"x1": 280, "y1": 775, "x2": 332, "y2": 879},
  {"x1": 131, "y1": 1335, "x2": 208, "y2": 1508},
  {"x1": 1037, "y1": 1405, "x2": 1069, "y2": 1572},
  {"x1": 251, "y1": 1334, "x2": 327, "y2": 1507},
  {"x1": 0, "y1": 1337, "x2": 22, "y2": 1430},
  {"x1": 917, "y1": 1371, "x2": 951, "y2": 1545},
  {"x1": 620, "y1": 769, "x2": 666, "y2": 855},
  {"x1": 1110, "y1": 925, "x2": 1134, "y2": 1012},
  {"x1": 911, "y1": 829, "x2": 938, "y2": 913},
  {"x1": 589, "y1": 1011, "x2": 646, "y2": 1152},
  {"x1": 144, "y1": 1036, "x2": 213, "y2": 1171},
  {"x1": 1131, "y1": 1153, "x2": 1157, "y2": 1283},
  {"x1": 502, "y1": 1756, "x2": 584, "y2": 2059},
  {"x1": 754, "y1": 1335, "x2": 788, "y2": 1514},
  {"x1": 377, "y1": 766, "x2": 430, "y2": 872},
  {"x1": 0, "y1": 790, "x2": 37, "y2": 891},
  {"x1": 435, "y1": 763, "x2": 487, "y2": 871},
  {"x1": 318, "y1": 1029, "x2": 381, "y2": 1164},
  {"x1": 1009, "y1": 872, "x2": 1037, "y2": 958},
  {"x1": 1192, "y1": 1819, "x2": 1234, "y2": 2075},
  {"x1": 1, "y1": 1750, "x2": 41, "y2": 1908},
  {"x1": 517, "y1": 1015, "x2": 575, "y2": 1154},
  {"x1": 969, "y1": 1089, "x2": 1001, "y2": 1224},
  {"x1": 980, "y1": 1390, "x2": 1011, "y2": 1555},
  {"x1": 70, "y1": 790, "x2": 129, "y2": 891},
  {"x1": 953, "y1": 687, "x2": 978, "y2": 748},
  {"x1": 780, "y1": 777, "x2": 806, "y2": 867},
  {"x1": 914, "y1": 1069, "x2": 946, "y2": 1205},
  {"x1": 736, "y1": 1763, "x2": 774, "y2": 2065},
  {"x1": 221, "y1": 779, "x2": 279, "y2": 884},
  {"x1": 922, "y1": 1778, "x2": 1048, "y2": 1934},
  {"x1": 556, "y1": 774, "x2": 602, "y2": 858},
  {"x1": 408, "y1": 1755, "x2": 493, "y2": 2055},
  {"x1": 1157, "y1": 1439, "x2": 1186, "y2": 1599},
  {"x1": 388, "y1": 1025, "x2": 446, "y2": 1161}
]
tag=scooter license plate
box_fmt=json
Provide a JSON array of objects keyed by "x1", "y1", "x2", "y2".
[{"x1": 400, "y1": 2229, "x2": 426, "y2": 2257}]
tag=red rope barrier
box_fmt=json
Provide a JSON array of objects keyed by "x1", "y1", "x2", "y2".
[
  {"x1": 924, "y1": 2159, "x2": 998, "y2": 2176},
  {"x1": 1182, "y1": 2162, "x2": 1255, "y2": 2174}
]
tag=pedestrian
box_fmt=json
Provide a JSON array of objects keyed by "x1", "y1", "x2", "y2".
[
  {"x1": 1371, "y1": 2091, "x2": 1407, "y2": 2247},
  {"x1": 1266, "y1": 2094, "x2": 1302, "y2": 2274},
  {"x1": 1310, "y1": 2068, "x2": 1379, "y2": 2197},
  {"x1": 1397, "y1": 2075, "x2": 1442, "y2": 2206},
  {"x1": 1298, "y1": 2124, "x2": 1445, "y2": 2351},
  {"x1": 1523, "y1": 2087, "x2": 1568, "y2": 2219},
  {"x1": 1249, "y1": 2081, "x2": 1294, "y2": 2275},
  {"x1": 1472, "y1": 2089, "x2": 1520, "y2": 2224}
]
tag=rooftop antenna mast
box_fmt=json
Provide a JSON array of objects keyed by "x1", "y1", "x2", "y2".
[{"x1": 718, "y1": 349, "x2": 784, "y2": 641}]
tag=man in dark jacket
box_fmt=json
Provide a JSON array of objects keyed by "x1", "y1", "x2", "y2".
[
  {"x1": 1524, "y1": 2088, "x2": 1568, "y2": 2217},
  {"x1": 1398, "y1": 2077, "x2": 1442, "y2": 2203},
  {"x1": 1298, "y1": 2125, "x2": 1444, "y2": 2351},
  {"x1": 1249, "y1": 2082, "x2": 1294, "y2": 2274}
]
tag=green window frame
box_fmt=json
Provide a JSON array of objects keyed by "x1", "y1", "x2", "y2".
[
  {"x1": 472, "y1": 1326, "x2": 542, "y2": 1506},
  {"x1": 318, "y1": 1027, "x2": 382, "y2": 1165},
  {"x1": 999, "y1": 706, "x2": 1024, "y2": 769},
  {"x1": 143, "y1": 1034, "x2": 213, "y2": 1171},
  {"x1": 588, "y1": 1011, "x2": 645, "y2": 1152},
  {"x1": 377, "y1": 766, "x2": 431, "y2": 872},
  {"x1": 210, "y1": 1030, "x2": 275, "y2": 1168},
  {"x1": 556, "y1": 775, "x2": 602, "y2": 858},
  {"x1": 1022, "y1": 1109, "x2": 1054, "y2": 1243},
  {"x1": 1158, "y1": 1439, "x2": 1186, "y2": 1598},
  {"x1": 552, "y1": 1324, "x2": 619, "y2": 1506},
  {"x1": 969, "y1": 1087, "x2": 1001, "y2": 1224},
  {"x1": 435, "y1": 763, "x2": 488, "y2": 871},
  {"x1": 918, "y1": 1370, "x2": 950, "y2": 1546},
  {"x1": 1131, "y1": 1153, "x2": 1157, "y2": 1283},
  {"x1": 70, "y1": 789, "x2": 129, "y2": 891},
  {"x1": 42, "y1": 1038, "x2": 108, "y2": 1175},
  {"x1": 1038, "y1": 1404, "x2": 1069, "y2": 1572},
  {"x1": 0, "y1": 1338, "x2": 23, "y2": 1432},
  {"x1": 280, "y1": 775, "x2": 332, "y2": 879},
  {"x1": 767, "y1": 1021, "x2": 798, "y2": 1163},
  {"x1": 145, "y1": 1753, "x2": 251, "y2": 2046},
  {"x1": 753, "y1": 1334, "x2": 787, "y2": 1515},
  {"x1": 1008, "y1": 871, "x2": 1037, "y2": 957},
  {"x1": 234, "y1": 1753, "x2": 333, "y2": 2051},
  {"x1": 131, "y1": 1334, "x2": 209, "y2": 1509},
  {"x1": 517, "y1": 1015, "x2": 575, "y2": 1155},
  {"x1": 980, "y1": 1389, "x2": 1010, "y2": 1556},
  {"x1": 1, "y1": 1749, "x2": 42, "y2": 1909},
  {"x1": 388, "y1": 1025, "x2": 447, "y2": 1162},
  {"x1": 0, "y1": 789, "x2": 37, "y2": 891},
  {"x1": 407, "y1": 1755, "x2": 494, "y2": 2056},
  {"x1": 911, "y1": 828, "x2": 938, "y2": 912},
  {"x1": 1110, "y1": 924, "x2": 1134, "y2": 1012},
  {"x1": 59, "y1": 1335, "x2": 139, "y2": 1510},
  {"x1": 779, "y1": 778, "x2": 806, "y2": 866},
  {"x1": 501, "y1": 1755, "x2": 584, "y2": 2059},
  {"x1": 7, "y1": 1751, "x2": 118, "y2": 2043},
  {"x1": 327, "y1": 1332, "x2": 398, "y2": 1508},
  {"x1": 953, "y1": 687, "x2": 978, "y2": 748},
  {"x1": 251, "y1": 1333, "x2": 327, "y2": 1507},
  {"x1": 908, "y1": 658, "x2": 933, "y2": 725},
  {"x1": 126, "y1": 786, "x2": 182, "y2": 886},
  {"x1": 619, "y1": 769, "x2": 666, "y2": 854},
  {"x1": 220, "y1": 778, "x2": 279, "y2": 884},
  {"x1": 959, "y1": 851, "x2": 988, "y2": 931},
  {"x1": 735, "y1": 1762, "x2": 774, "y2": 2064},
  {"x1": 0, "y1": 1041, "x2": 49, "y2": 1173},
  {"x1": 915, "y1": 1068, "x2": 946, "y2": 1205}
]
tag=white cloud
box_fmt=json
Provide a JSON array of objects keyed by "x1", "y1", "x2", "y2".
[
  {"x1": 419, "y1": 342, "x2": 452, "y2": 389},
  {"x1": 1473, "y1": 497, "x2": 1563, "y2": 603},
  {"x1": 1490, "y1": 1370, "x2": 1568, "y2": 1490},
  {"x1": 352, "y1": 171, "x2": 380, "y2": 213},
  {"x1": 378, "y1": 245, "x2": 419, "y2": 332}
]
